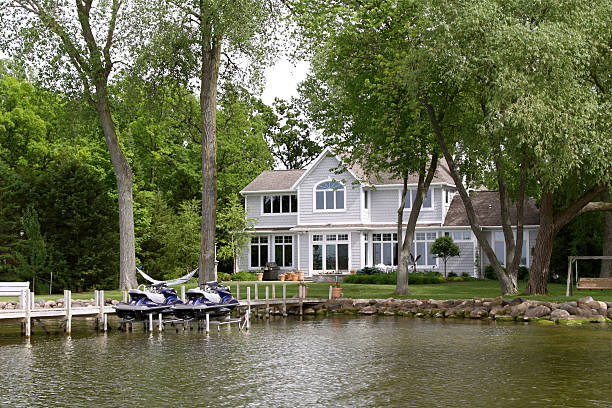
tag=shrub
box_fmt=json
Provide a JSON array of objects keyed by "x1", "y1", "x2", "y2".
[
  {"x1": 518, "y1": 266, "x2": 529, "y2": 281},
  {"x1": 217, "y1": 272, "x2": 231, "y2": 281},
  {"x1": 484, "y1": 265, "x2": 497, "y2": 280},
  {"x1": 448, "y1": 272, "x2": 458, "y2": 278},
  {"x1": 230, "y1": 270, "x2": 258, "y2": 281},
  {"x1": 344, "y1": 271, "x2": 450, "y2": 285},
  {"x1": 357, "y1": 266, "x2": 383, "y2": 275}
]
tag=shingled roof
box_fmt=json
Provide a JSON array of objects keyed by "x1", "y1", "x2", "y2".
[
  {"x1": 443, "y1": 191, "x2": 540, "y2": 227},
  {"x1": 349, "y1": 157, "x2": 455, "y2": 185},
  {"x1": 240, "y1": 169, "x2": 306, "y2": 193}
]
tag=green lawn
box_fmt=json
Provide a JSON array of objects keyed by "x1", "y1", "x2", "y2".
[{"x1": 21, "y1": 279, "x2": 612, "y2": 303}]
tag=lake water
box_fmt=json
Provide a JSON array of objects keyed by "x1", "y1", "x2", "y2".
[{"x1": 0, "y1": 316, "x2": 610, "y2": 407}]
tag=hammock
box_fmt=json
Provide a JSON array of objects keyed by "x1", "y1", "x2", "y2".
[{"x1": 137, "y1": 266, "x2": 198, "y2": 287}]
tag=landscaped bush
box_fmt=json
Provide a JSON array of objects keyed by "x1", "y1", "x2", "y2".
[
  {"x1": 448, "y1": 272, "x2": 458, "y2": 278},
  {"x1": 345, "y1": 271, "x2": 450, "y2": 285},
  {"x1": 230, "y1": 270, "x2": 258, "y2": 281},
  {"x1": 217, "y1": 272, "x2": 231, "y2": 281},
  {"x1": 518, "y1": 266, "x2": 529, "y2": 281},
  {"x1": 484, "y1": 265, "x2": 497, "y2": 280},
  {"x1": 357, "y1": 266, "x2": 383, "y2": 275}
]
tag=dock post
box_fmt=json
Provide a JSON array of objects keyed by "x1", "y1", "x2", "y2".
[
  {"x1": 329, "y1": 285, "x2": 333, "y2": 300},
  {"x1": 265, "y1": 286, "x2": 270, "y2": 318},
  {"x1": 103, "y1": 313, "x2": 107, "y2": 332},
  {"x1": 254, "y1": 283, "x2": 258, "y2": 300},
  {"x1": 272, "y1": 284, "x2": 276, "y2": 299},
  {"x1": 65, "y1": 290, "x2": 72, "y2": 335},
  {"x1": 99, "y1": 290, "x2": 107, "y2": 332},
  {"x1": 299, "y1": 287, "x2": 303, "y2": 316},
  {"x1": 123, "y1": 291, "x2": 128, "y2": 302},
  {"x1": 236, "y1": 283, "x2": 240, "y2": 300},
  {"x1": 282, "y1": 284, "x2": 287, "y2": 316},
  {"x1": 24, "y1": 289, "x2": 31, "y2": 338},
  {"x1": 181, "y1": 286, "x2": 186, "y2": 303},
  {"x1": 205, "y1": 313, "x2": 210, "y2": 334},
  {"x1": 158, "y1": 313, "x2": 163, "y2": 332},
  {"x1": 246, "y1": 309, "x2": 250, "y2": 330},
  {"x1": 247, "y1": 287, "x2": 251, "y2": 321},
  {"x1": 149, "y1": 314, "x2": 153, "y2": 332}
]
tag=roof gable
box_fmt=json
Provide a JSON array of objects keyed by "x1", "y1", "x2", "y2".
[{"x1": 240, "y1": 169, "x2": 305, "y2": 193}]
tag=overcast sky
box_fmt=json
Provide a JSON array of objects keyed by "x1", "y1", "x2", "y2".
[{"x1": 261, "y1": 59, "x2": 309, "y2": 106}]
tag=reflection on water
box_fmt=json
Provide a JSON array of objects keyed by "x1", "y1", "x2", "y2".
[{"x1": 0, "y1": 317, "x2": 611, "y2": 408}]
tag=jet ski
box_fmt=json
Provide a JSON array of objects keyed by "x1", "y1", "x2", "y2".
[
  {"x1": 114, "y1": 267, "x2": 196, "y2": 320},
  {"x1": 172, "y1": 281, "x2": 240, "y2": 320}
]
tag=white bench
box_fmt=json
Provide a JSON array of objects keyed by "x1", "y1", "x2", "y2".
[{"x1": 0, "y1": 282, "x2": 30, "y2": 297}]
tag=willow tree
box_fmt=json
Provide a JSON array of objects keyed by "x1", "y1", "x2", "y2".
[
  {"x1": 413, "y1": 0, "x2": 612, "y2": 294},
  {"x1": 293, "y1": 0, "x2": 439, "y2": 295},
  {"x1": 139, "y1": 0, "x2": 282, "y2": 285},
  {"x1": 1, "y1": 0, "x2": 140, "y2": 289}
]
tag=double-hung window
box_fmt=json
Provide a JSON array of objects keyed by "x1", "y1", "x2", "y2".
[
  {"x1": 412, "y1": 232, "x2": 437, "y2": 266},
  {"x1": 444, "y1": 231, "x2": 472, "y2": 241},
  {"x1": 372, "y1": 233, "x2": 398, "y2": 266},
  {"x1": 315, "y1": 181, "x2": 345, "y2": 211},
  {"x1": 250, "y1": 236, "x2": 269, "y2": 268},
  {"x1": 274, "y1": 236, "x2": 293, "y2": 267},
  {"x1": 403, "y1": 189, "x2": 433, "y2": 210},
  {"x1": 263, "y1": 194, "x2": 297, "y2": 214}
]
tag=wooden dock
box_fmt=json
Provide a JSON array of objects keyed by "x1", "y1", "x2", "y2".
[{"x1": 0, "y1": 283, "x2": 327, "y2": 337}]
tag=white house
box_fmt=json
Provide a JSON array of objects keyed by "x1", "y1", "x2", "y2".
[{"x1": 238, "y1": 148, "x2": 540, "y2": 277}]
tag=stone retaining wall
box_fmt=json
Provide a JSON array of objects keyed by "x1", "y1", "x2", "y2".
[{"x1": 303, "y1": 296, "x2": 612, "y2": 326}]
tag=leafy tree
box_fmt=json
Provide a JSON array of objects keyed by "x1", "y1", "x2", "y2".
[
  {"x1": 2, "y1": 0, "x2": 140, "y2": 289},
  {"x1": 139, "y1": 0, "x2": 284, "y2": 286},
  {"x1": 430, "y1": 236, "x2": 460, "y2": 278},
  {"x1": 295, "y1": 0, "x2": 442, "y2": 295},
  {"x1": 264, "y1": 98, "x2": 322, "y2": 169},
  {"x1": 216, "y1": 195, "x2": 255, "y2": 274},
  {"x1": 16, "y1": 205, "x2": 47, "y2": 294}
]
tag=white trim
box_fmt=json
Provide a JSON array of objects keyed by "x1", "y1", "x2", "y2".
[
  {"x1": 309, "y1": 230, "x2": 352, "y2": 273},
  {"x1": 241, "y1": 189, "x2": 297, "y2": 195},
  {"x1": 373, "y1": 182, "x2": 454, "y2": 190},
  {"x1": 260, "y1": 193, "x2": 298, "y2": 216}
]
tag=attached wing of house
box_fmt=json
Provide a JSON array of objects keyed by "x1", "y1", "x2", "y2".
[{"x1": 239, "y1": 148, "x2": 540, "y2": 277}]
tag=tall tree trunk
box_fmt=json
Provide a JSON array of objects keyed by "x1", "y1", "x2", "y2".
[
  {"x1": 199, "y1": 42, "x2": 221, "y2": 287},
  {"x1": 527, "y1": 185, "x2": 608, "y2": 294},
  {"x1": 423, "y1": 101, "x2": 516, "y2": 294},
  {"x1": 396, "y1": 154, "x2": 438, "y2": 295},
  {"x1": 95, "y1": 83, "x2": 138, "y2": 290},
  {"x1": 601, "y1": 189, "x2": 612, "y2": 278}
]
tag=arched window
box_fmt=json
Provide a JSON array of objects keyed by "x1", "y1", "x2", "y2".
[{"x1": 315, "y1": 181, "x2": 345, "y2": 210}]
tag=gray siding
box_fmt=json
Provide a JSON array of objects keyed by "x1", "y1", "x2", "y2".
[
  {"x1": 298, "y1": 156, "x2": 362, "y2": 224},
  {"x1": 351, "y1": 232, "x2": 361, "y2": 270},
  {"x1": 444, "y1": 241, "x2": 476, "y2": 277},
  {"x1": 370, "y1": 187, "x2": 444, "y2": 224},
  {"x1": 245, "y1": 195, "x2": 297, "y2": 228},
  {"x1": 299, "y1": 233, "x2": 309, "y2": 272}
]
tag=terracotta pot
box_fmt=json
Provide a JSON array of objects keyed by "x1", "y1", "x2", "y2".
[
  {"x1": 285, "y1": 272, "x2": 293, "y2": 280},
  {"x1": 332, "y1": 287, "x2": 343, "y2": 298},
  {"x1": 256, "y1": 273, "x2": 263, "y2": 281},
  {"x1": 279, "y1": 274, "x2": 286, "y2": 282},
  {"x1": 291, "y1": 274, "x2": 299, "y2": 282},
  {"x1": 297, "y1": 270, "x2": 305, "y2": 280},
  {"x1": 350, "y1": 270, "x2": 356, "y2": 275}
]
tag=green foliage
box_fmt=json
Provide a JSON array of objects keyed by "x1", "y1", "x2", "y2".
[
  {"x1": 357, "y1": 266, "x2": 383, "y2": 275},
  {"x1": 16, "y1": 205, "x2": 47, "y2": 293},
  {"x1": 518, "y1": 266, "x2": 529, "y2": 281},
  {"x1": 230, "y1": 270, "x2": 258, "y2": 281},
  {"x1": 217, "y1": 272, "x2": 232, "y2": 281},
  {"x1": 345, "y1": 271, "x2": 455, "y2": 285},
  {"x1": 431, "y1": 236, "x2": 460, "y2": 277},
  {"x1": 485, "y1": 265, "x2": 497, "y2": 281}
]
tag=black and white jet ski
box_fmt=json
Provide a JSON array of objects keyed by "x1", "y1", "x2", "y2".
[{"x1": 172, "y1": 281, "x2": 240, "y2": 319}]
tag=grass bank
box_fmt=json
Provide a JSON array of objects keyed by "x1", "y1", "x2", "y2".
[{"x1": 24, "y1": 280, "x2": 612, "y2": 303}]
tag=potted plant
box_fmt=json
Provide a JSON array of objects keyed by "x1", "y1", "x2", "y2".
[
  {"x1": 297, "y1": 270, "x2": 305, "y2": 280},
  {"x1": 256, "y1": 271, "x2": 263, "y2": 281},
  {"x1": 279, "y1": 273, "x2": 286, "y2": 282},
  {"x1": 331, "y1": 282, "x2": 342, "y2": 298}
]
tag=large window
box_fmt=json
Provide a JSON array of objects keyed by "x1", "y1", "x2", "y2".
[
  {"x1": 263, "y1": 194, "x2": 297, "y2": 214},
  {"x1": 250, "y1": 236, "x2": 269, "y2": 268},
  {"x1": 403, "y1": 189, "x2": 433, "y2": 210},
  {"x1": 372, "y1": 233, "x2": 398, "y2": 266},
  {"x1": 493, "y1": 231, "x2": 528, "y2": 266},
  {"x1": 315, "y1": 181, "x2": 345, "y2": 211},
  {"x1": 312, "y1": 233, "x2": 349, "y2": 272},
  {"x1": 274, "y1": 236, "x2": 293, "y2": 267},
  {"x1": 413, "y1": 232, "x2": 437, "y2": 266}
]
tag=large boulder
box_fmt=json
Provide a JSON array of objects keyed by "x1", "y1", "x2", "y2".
[
  {"x1": 551, "y1": 309, "x2": 571, "y2": 319},
  {"x1": 577, "y1": 296, "x2": 594, "y2": 306},
  {"x1": 470, "y1": 307, "x2": 489, "y2": 319},
  {"x1": 358, "y1": 306, "x2": 378, "y2": 315},
  {"x1": 525, "y1": 305, "x2": 551, "y2": 318}
]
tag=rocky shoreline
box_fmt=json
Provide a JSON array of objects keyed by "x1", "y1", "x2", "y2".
[{"x1": 303, "y1": 296, "x2": 612, "y2": 326}]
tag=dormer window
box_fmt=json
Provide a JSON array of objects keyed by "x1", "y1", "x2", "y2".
[
  {"x1": 315, "y1": 181, "x2": 345, "y2": 211},
  {"x1": 402, "y1": 188, "x2": 433, "y2": 210}
]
